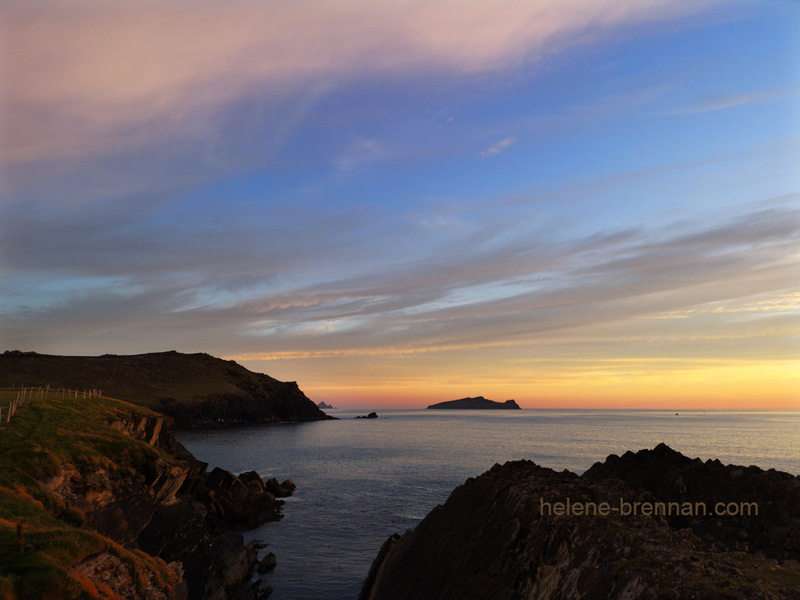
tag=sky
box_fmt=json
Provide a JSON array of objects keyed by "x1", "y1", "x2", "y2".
[{"x1": 1, "y1": 0, "x2": 799, "y2": 409}]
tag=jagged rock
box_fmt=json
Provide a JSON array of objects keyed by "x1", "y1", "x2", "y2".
[
  {"x1": 71, "y1": 551, "x2": 187, "y2": 600},
  {"x1": 265, "y1": 477, "x2": 296, "y2": 498},
  {"x1": 257, "y1": 552, "x2": 277, "y2": 573},
  {"x1": 240, "y1": 471, "x2": 267, "y2": 491},
  {"x1": 107, "y1": 413, "x2": 172, "y2": 448},
  {"x1": 44, "y1": 413, "x2": 288, "y2": 600},
  {"x1": 583, "y1": 442, "x2": 800, "y2": 560},
  {"x1": 204, "y1": 468, "x2": 284, "y2": 529},
  {"x1": 361, "y1": 446, "x2": 800, "y2": 600},
  {"x1": 356, "y1": 412, "x2": 378, "y2": 419},
  {"x1": 213, "y1": 531, "x2": 259, "y2": 589}
]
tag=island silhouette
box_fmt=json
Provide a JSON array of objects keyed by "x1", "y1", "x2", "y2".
[{"x1": 426, "y1": 396, "x2": 520, "y2": 410}]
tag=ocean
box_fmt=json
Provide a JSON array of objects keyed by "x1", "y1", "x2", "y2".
[{"x1": 177, "y1": 409, "x2": 800, "y2": 600}]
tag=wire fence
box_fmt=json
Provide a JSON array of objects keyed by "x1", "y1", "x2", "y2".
[{"x1": 0, "y1": 386, "x2": 103, "y2": 427}]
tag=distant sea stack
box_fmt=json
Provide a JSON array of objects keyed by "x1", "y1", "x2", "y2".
[
  {"x1": 0, "y1": 350, "x2": 335, "y2": 427},
  {"x1": 361, "y1": 444, "x2": 800, "y2": 600},
  {"x1": 427, "y1": 396, "x2": 520, "y2": 410},
  {"x1": 317, "y1": 401, "x2": 336, "y2": 409}
]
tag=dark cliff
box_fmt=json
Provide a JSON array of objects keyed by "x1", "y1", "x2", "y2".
[
  {"x1": 0, "y1": 350, "x2": 333, "y2": 427},
  {"x1": 427, "y1": 396, "x2": 521, "y2": 410},
  {"x1": 361, "y1": 444, "x2": 800, "y2": 600}
]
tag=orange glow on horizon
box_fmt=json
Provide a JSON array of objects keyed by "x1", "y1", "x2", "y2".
[{"x1": 237, "y1": 357, "x2": 799, "y2": 411}]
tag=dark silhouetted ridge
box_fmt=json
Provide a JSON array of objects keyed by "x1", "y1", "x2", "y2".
[{"x1": 0, "y1": 350, "x2": 333, "y2": 427}]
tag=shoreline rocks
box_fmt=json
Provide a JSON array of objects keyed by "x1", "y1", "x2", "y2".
[
  {"x1": 361, "y1": 444, "x2": 800, "y2": 600},
  {"x1": 47, "y1": 413, "x2": 291, "y2": 600}
]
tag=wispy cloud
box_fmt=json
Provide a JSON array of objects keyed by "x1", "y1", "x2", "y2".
[
  {"x1": 479, "y1": 137, "x2": 515, "y2": 158},
  {"x1": 4, "y1": 189, "x2": 796, "y2": 360},
  {"x1": 1, "y1": 0, "x2": 718, "y2": 171},
  {"x1": 659, "y1": 89, "x2": 792, "y2": 116},
  {"x1": 334, "y1": 139, "x2": 385, "y2": 172}
]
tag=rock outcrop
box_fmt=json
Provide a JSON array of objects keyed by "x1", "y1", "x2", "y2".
[
  {"x1": 583, "y1": 443, "x2": 800, "y2": 561},
  {"x1": 427, "y1": 396, "x2": 520, "y2": 410},
  {"x1": 71, "y1": 552, "x2": 186, "y2": 600},
  {"x1": 46, "y1": 413, "x2": 289, "y2": 600},
  {"x1": 361, "y1": 445, "x2": 800, "y2": 600}
]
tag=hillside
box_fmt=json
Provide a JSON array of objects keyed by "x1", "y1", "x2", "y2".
[
  {"x1": 0, "y1": 389, "x2": 182, "y2": 599},
  {"x1": 0, "y1": 387, "x2": 288, "y2": 599},
  {"x1": 0, "y1": 351, "x2": 332, "y2": 427}
]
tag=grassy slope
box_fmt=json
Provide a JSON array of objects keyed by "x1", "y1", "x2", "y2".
[
  {"x1": 0, "y1": 352, "x2": 255, "y2": 409},
  {"x1": 0, "y1": 351, "x2": 329, "y2": 425},
  {"x1": 0, "y1": 390, "x2": 181, "y2": 600}
]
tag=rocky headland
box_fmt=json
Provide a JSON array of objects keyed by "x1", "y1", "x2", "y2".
[
  {"x1": 0, "y1": 350, "x2": 334, "y2": 427},
  {"x1": 361, "y1": 443, "x2": 800, "y2": 599},
  {"x1": 0, "y1": 350, "x2": 328, "y2": 599},
  {"x1": 427, "y1": 396, "x2": 521, "y2": 410}
]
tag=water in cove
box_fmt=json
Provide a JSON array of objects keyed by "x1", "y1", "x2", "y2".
[{"x1": 177, "y1": 409, "x2": 800, "y2": 599}]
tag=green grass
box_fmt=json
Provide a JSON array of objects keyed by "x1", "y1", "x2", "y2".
[{"x1": 0, "y1": 390, "x2": 182, "y2": 599}]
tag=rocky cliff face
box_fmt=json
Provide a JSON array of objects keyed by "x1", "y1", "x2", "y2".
[
  {"x1": 46, "y1": 413, "x2": 290, "y2": 600},
  {"x1": 361, "y1": 445, "x2": 800, "y2": 600}
]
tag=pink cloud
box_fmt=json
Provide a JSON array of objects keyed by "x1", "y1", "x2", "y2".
[{"x1": 1, "y1": 0, "x2": 719, "y2": 166}]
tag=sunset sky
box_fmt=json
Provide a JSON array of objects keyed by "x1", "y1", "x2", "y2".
[{"x1": 2, "y1": 1, "x2": 798, "y2": 409}]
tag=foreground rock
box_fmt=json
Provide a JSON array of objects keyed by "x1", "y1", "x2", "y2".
[
  {"x1": 361, "y1": 444, "x2": 800, "y2": 600},
  {"x1": 427, "y1": 396, "x2": 520, "y2": 410},
  {"x1": 583, "y1": 443, "x2": 800, "y2": 561},
  {"x1": 48, "y1": 413, "x2": 290, "y2": 600}
]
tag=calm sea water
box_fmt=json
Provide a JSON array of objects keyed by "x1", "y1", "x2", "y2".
[{"x1": 177, "y1": 409, "x2": 800, "y2": 600}]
